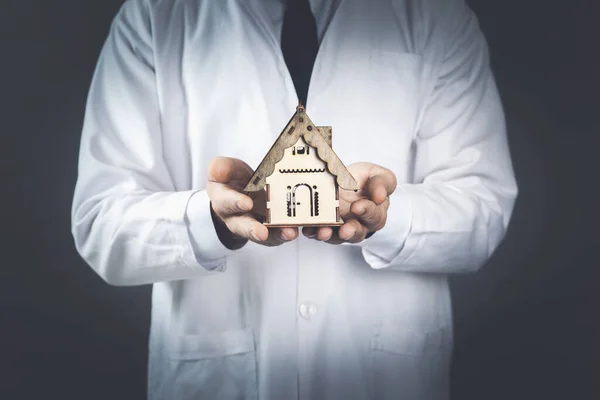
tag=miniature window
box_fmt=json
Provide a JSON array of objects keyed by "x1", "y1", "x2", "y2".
[{"x1": 292, "y1": 145, "x2": 310, "y2": 155}]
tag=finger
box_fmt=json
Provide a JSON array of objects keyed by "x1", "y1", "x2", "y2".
[
  {"x1": 227, "y1": 218, "x2": 299, "y2": 246},
  {"x1": 207, "y1": 157, "x2": 254, "y2": 184},
  {"x1": 365, "y1": 175, "x2": 392, "y2": 205},
  {"x1": 323, "y1": 231, "x2": 344, "y2": 245},
  {"x1": 337, "y1": 219, "x2": 368, "y2": 243},
  {"x1": 211, "y1": 185, "x2": 254, "y2": 217},
  {"x1": 316, "y1": 227, "x2": 334, "y2": 241},
  {"x1": 365, "y1": 169, "x2": 397, "y2": 204},
  {"x1": 225, "y1": 214, "x2": 268, "y2": 242},
  {"x1": 280, "y1": 227, "x2": 299, "y2": 241},
  {"x1": 351, "y1": 199, "x2": 386, "y2": 232},
  {"x1": 255, "y1": 227, "x2": 299, "y2": 247}
]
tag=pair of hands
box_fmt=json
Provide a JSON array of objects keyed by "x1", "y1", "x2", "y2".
[{"x1": 206, "y1": 157, "x2": 397, "y2": 249}]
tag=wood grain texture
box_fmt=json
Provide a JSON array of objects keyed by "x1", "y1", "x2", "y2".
[
  {"x1": 244, "y1": 105, "x2": 358, "y2": 192},
  {"x1": 265, "y1": 136, "x2": 339, "y2": 225}
]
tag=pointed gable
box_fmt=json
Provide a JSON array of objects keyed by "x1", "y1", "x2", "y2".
[{"x1": 244, "y1": 105, "x2": 359, "y2": 192}]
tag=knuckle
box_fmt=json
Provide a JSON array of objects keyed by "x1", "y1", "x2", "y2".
[
  {"x1": 211, "y1": 200, "x2": 226, "y2": 215},
  {"x1": 374, "y1": 214, "x2": 387, "y2": 231},
  {"x1": 227, "y1": 200, "x2": 242, "y2": 215},
  {"x1": 362, "y1": 209, "x2": 378, "y2": 225},
  {"x1": 363, "y1": 211, "x2": 377, "y2": 224},
  {"x1": 219, "y1": 201, "x2": 235, "y2": 215}
]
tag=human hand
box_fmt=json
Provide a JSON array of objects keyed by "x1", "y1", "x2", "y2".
[
  {"x1": 206, "y1": 157, "x2": 299, "y2": 248},
  {"x1": 302, "y1": 162, "x2": 397, "y2": 244}
]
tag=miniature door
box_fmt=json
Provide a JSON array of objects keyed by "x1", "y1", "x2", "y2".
[
  {"x1": 265, "y1": 136, "x2": 339, "y2": 226},
  {"x1": 244, "y1": 104, "x2": 359, "y2": 227}
]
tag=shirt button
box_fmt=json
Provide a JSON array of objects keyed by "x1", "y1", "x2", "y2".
[{"x1": 298, "y1": 302, "x2": 317, "y2": 320}]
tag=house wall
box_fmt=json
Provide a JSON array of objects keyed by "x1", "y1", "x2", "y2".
[{"x1": 265, "y1": 137, "x2": 339, "y2": 226}]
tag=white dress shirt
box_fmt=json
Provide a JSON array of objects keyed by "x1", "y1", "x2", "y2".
[{"x1": 71, "y1": 0, "x2": 517, "y2": 399}]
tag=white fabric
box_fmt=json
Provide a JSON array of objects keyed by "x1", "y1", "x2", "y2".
[{"x1": 71, "y1": 0, "x2": 518, "y2": 399}]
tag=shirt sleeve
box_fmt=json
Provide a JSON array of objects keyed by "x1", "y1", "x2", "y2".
[
  {"x1": 71, "y1": 0, "x2": 233, "y2": 286},
  {"x1": 355, "y1": 1, "x2": 518, "y2": 274}
]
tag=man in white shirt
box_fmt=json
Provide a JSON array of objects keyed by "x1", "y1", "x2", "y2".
[{"x1": 71, "y1": 0, "x2": 518, "y2": 399}]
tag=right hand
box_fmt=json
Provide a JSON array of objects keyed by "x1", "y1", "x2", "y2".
[{"x1": 206, "y1": 157, "x2": 299, "y2": 248}]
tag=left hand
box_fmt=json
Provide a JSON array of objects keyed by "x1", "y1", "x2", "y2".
[{"x1": 302, "y1": 162, "x2": 397, "y2": 244}]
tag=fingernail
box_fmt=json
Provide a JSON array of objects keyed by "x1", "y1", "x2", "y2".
[
  {"x1": 355, "y1": 207, "x2": 365, "y2": 215},
  {"x1": 250, "y1": 230, "x2": 261, "y2": 241}
]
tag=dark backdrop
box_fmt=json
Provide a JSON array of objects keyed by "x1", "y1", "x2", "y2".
[{"x1": 3, "y1": 1, "x2": 598, "y2": 399}]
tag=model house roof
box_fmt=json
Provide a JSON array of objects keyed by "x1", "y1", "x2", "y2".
[{"x1": 244, "y1": 104, "x2": 359, "y2": 192}]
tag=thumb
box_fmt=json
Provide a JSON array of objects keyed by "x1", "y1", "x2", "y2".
[
  {"x1": 365, "y1": 168, "x2": 397, "y2": 205},
  {"x1": 208, "y1": 157, "x2": 254, "y2": 183}
]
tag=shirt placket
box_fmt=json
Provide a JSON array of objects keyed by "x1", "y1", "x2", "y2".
[{"x1": 295, "y1": 238, "x2": 328, "y2": 400}]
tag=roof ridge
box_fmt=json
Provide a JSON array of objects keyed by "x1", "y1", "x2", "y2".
[{"x1": 244, "y1": 107, "x2": 358, "y2": 192}]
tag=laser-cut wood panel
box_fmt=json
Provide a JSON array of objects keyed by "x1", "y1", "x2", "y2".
[
  {"x1": 245, "y1": 104, "x2": 357, "y2": 227},
  {"x1": 265, "y1": 137, "x2": 339, "y2": 226}
]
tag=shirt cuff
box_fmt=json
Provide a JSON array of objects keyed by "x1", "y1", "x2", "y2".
[
  {"x1": 183, "y1": 190, "x2": 234, "y2": 271},
  {"x1": 358, "y1": 186, "x2": 415, "y2": 269}
]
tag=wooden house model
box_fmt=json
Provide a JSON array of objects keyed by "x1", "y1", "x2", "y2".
[{"x1": 244, "y1": 104, "x2": 359, "y2": 227}]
